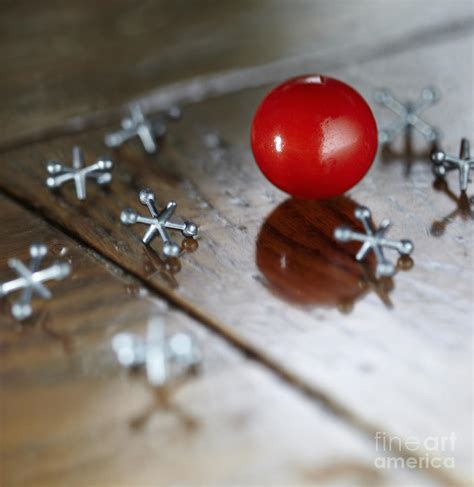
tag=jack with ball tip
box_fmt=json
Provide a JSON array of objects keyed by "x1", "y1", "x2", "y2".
[
  {"x1": 121, "y1": 188, "x2": 198, "y2": 258},
  {"x1": 431, "y1": 138, "x2": 474, "y2": 193},
  {"x1": 334, "y1": 207, "x2": 414, "y2": 278},
  {"x1": 105, "y1": 103, "x2": 181, "y2": 154},
  {"x1": 46, "y1": 146, "x2": 113, "y2": 201},
  {"x1": 0, "y1": 243, "x2": 71, "y2": 321},
  {"x1": 374, "y1": 87, "x2": 440, "y2": 144},
  {"x1": 112, "y1": 316, "x2": 201, "y2": 388}
]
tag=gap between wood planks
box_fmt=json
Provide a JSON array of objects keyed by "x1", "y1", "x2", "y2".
[
  {"x1": 2, "y1": 15, "x2": 473, "y2": 486},
  {"x1": 0, "y1": 14, "x2": 473, "y2": 154},
  {"x1": 0, "y1": 187, "x2": 466, "y2": 487}
]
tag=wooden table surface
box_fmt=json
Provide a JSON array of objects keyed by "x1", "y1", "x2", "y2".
[{"x1": 0, "y1": 1, "x2": 473, "y2": 486}]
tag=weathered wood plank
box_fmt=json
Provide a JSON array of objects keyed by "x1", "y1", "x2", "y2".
[
  {"x1": 1, "y1": 195, "x2": 431, "y2": 486},
  {"x1": 0, "y1": 34, "x2": 472, "y2": 484},
  {"x1": 0, "y1": 0, "x2": 471, "y2": 146}
]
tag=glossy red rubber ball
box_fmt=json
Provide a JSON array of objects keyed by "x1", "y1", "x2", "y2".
[{"x1": 250, "y1": 75, "x2": 378, "y2": 199}]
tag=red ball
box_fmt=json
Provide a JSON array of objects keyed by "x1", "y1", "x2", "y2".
[{"x1": 250, "y1": 75, "x2": 378, "y2": 199}]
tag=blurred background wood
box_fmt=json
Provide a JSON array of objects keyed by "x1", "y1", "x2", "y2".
[
  {"x1": 0, "y1": 0, "x2": 472, "y2": 148},
  {"x1": 0, "y1": 1, "x2": 473, "y2": 486}
]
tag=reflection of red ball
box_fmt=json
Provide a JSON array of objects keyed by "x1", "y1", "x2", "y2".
[{"x1": 250, "y1": 75, "x2": 378, "y2": 199}]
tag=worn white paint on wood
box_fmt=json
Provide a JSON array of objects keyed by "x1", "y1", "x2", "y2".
[
  {"x1": 130, "y1": 35, "x2": 473, "y2": 480},
  {"x1": 0, "y1": 196, "x2": 435, "y2": 486},
  {"x1": 0, "y1": 13, "x2": 472, "y2": 487}
]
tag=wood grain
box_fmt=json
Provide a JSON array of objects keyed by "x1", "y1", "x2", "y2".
[
  {"x1": 1, "y1": 194, "x2": 432, "y2": 486},
  {"x1": 0, "y1": 31, "x2": 472, "y2": 485},
  {"x1": 0, "y1": 0, "x2": 471, "y2": 147}
]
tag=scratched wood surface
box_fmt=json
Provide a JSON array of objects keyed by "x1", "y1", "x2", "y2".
[
  {"x1": 1, "y1": 30, "x2": 473, "y2": 481},
  {"x1": 0, "y1": 0, "x2": 471, "y2": 149},
  {"x1": 1, "y1": 1, "x2": 473, "y2": 486},
  {"x1": 2, "y1": 195, "x2": 432, "y2": 487}
]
